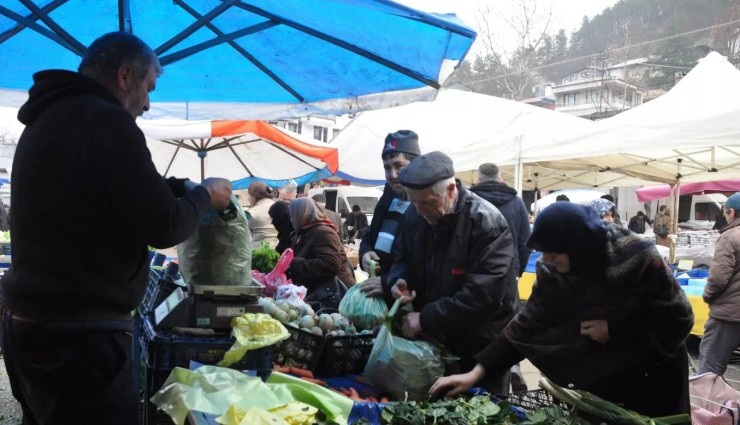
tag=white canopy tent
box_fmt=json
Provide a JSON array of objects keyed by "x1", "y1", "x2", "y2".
[
  {"x1": 519, "y1": 52, "x2": 740, "y2": 191},
  {"x1": 329, "y1": 89, "x2": 596, "y2": 190}
]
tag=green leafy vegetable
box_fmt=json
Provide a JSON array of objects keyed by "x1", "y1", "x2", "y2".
[
  {"x1": 379, "y1": 394, "x2": 513, "y2": 425},
  {"x1": 251, "y1": 241, "x2": 280, "y2": 273}
]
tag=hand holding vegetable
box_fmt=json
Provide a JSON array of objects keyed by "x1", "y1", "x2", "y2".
[
  {"x1": 580, "y1": 319, "x2": 609, "y2": 343},
  {"x1": 362, "y1": 251, "x2": 381, "y2": 272},
  {"x1": 359, "y1": 276, "x2": 385, "y2": 297},
  {"x1": 391, "y1": 279, "x2": 416, "y2": 303},
  {"x1": 401, "y1": 311, "x2": 422, "y2": 339},
  {"x1": 429, "y1": 363, "x2": 486, "y2": 398}
]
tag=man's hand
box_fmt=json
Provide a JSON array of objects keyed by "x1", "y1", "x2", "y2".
[
  {"x1": 429, "y1": 364, "x2": 486, "y2": 398},
  {"x1": 580, "y1": 319, "x2": 609, "y2": 343},
  {"x1": 359, "y1": 276, "x2": 384, "y2": 297},
  {"x1": 201, "y1": 178, "x2": 232, "y2": 209},
  {"x1": 391, "y1": 279, "x2": 416, "y2": 304},
  {"x1": 361, "y1": 251, "x2": 381, "y2": 273},
  {"x1": 401, "y1": 312, "x2": 421, "y2": 339}
]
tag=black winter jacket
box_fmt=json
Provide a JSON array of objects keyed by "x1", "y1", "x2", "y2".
[
  {"x1": 1, "y1": 70, "x2": 211, "y2": 322},
  {"x1": 470, "y1": 180, "x2": 531, "y2": 276},
  {"x1": 388, "y1": 183, "x2": 519, "y2": 365}
]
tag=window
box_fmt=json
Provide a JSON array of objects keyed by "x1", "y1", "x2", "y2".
[
  {"x1": 332, "y1": 128, "x2": 341, "y2": 140},
  {"x1": 562, "y1": 93, "x2": 579, "y2": 106},
  {"x1": 288, "y1": 122, "x2": 298, "y2": 132},
  {"x1": 313, "y1": 126, "x2": 327, "y2": 142}
]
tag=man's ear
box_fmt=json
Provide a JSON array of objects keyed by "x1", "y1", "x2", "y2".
[{"x1": 116, "y1": 65, "x2": 133, "y2": 91}]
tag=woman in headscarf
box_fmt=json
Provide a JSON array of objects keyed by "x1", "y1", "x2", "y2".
[
  {"x1": 431, "y1": 202, "x2": 694, "y2": 417},
  {"x1": 287, "y1": 198, "x2": 356, "y2": 295},
  {"x1": 268, "y1": 200, "x2": 293, "y2": 254},
  {"x1": 246, "y1": 181, "x2": 278, "y2": 247}
]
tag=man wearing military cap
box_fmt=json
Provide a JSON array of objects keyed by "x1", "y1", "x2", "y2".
[
  {"x1": 388, "y1": 151, "x2": 519, "y2": 394},
  {"x1": 359, "y1": 130, "x2": 420, "y2": 302}
]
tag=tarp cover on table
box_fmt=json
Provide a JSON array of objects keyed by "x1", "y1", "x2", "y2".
[
  {"x1": 0, "y1": 0, "x2": 476, "y2": 120},
  {"x1": 139, "y1": 119, "x2": 339, "y2": 188}
]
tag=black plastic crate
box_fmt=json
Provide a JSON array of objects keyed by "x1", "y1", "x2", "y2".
[
  {"x1": 138, "y1": 312, "x2": 274, "y2": 376},
  {"x1": 495, "y1": 388, "x2": 569, "y2": 413},
  {"x1": 319, "y1": 332, "x2": 376, "y2": 377},
  {"x1": 275, "y1": 325, "x2": 326, "y2": 371},
  {"x1": 140, "y1": 267, "x2": 187, "y2": 314}
]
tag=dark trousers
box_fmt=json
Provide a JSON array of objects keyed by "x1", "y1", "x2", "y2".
[{"x1": 1, "y1": 312, "x2": 138, "y2": 425}]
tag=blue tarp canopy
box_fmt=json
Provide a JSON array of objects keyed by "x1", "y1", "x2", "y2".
[{"x1": 0, "y1": 0, "x2": 476, "y2": 119}]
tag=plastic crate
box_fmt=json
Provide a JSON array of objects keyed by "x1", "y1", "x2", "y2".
[
  {"x1": 275, "y1": 325, "x2": 326, "y2": 371},
  {"x1": 319, "y1": 332, "x2": 376, "y2": 377},
  {"x1": 140, "y1": 267, "x2": 165, "y2": 313},
  {"x1": 495, "y1": 388, "x2": 570, "y2": 413},
  {"x1": 138, "y1": 312, "x2": 274, "y2": 377}
]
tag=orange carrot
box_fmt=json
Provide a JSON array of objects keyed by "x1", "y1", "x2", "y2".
[
  {"x1": 288, "y1": 367, "x2": 314, "y2": 379},
  {"x1": 380, "y1": 396, "x2": 390, "y2": 403},
  {"x1": 273, "y1": 365, "x2": 290, "y2": 373},
  {"x1": 366, "y1": 396, "x2": 378, "y2": 403}
]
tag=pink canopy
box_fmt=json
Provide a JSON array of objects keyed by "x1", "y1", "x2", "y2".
[{"x1": 635, "y1": 179, "x2": 740, "y2": 202}]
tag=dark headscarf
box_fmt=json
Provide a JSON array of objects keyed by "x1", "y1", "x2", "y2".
[
  {"x1": 268, "y1": 200, "x2": 293, "y2": 253},
  {"x1": 527, "y1": 202, "x2": 607, "y2": 277}
]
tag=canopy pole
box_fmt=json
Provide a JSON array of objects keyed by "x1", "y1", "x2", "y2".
[
  {"x1": 118, "y1": 0, "x2": 132, "y2": 33},
  {"x1": 669, "y1": 159, "x2": 683, "y2": 264},
  {"x1": 514, "y1": 136, "x2": 523, "y2": 195}
]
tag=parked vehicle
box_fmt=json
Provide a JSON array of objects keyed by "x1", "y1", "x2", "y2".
[{"x1": 308, "y1": 185, "x2": 382, "y2": 224}]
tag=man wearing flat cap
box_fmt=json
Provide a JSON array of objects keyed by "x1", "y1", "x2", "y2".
[
  {"x1": 388, "y1": 151, "x2": 519, "y2": 394},
  {"x1": 359, "y1": 130, "x2": 420, "y2": 302}
]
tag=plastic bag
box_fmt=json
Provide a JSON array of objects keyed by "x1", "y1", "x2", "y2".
[
  {"x1": 178, "y1": 195, "x2": 252, "y2": 286},
  {"x1": 252, "y1": 248, "x2": 294, "y2": 297},
  {"x1": 219, "y1": 313, "x2": 290, "y2": 367},
  {"x1": 364, "y1": 298, "x2": 445, "y2": 401},
  {"x1": 275, "y1": 284, "x2": 308, "y2": 309},
  {"x1": 338, "y1": 282, "x2": 388, "y2": 330}
]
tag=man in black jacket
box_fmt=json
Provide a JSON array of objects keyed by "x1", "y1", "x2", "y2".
[
  {"x1": 471, "y1": 163, "x2": 531, "y2": 277},
  {"x1": 388, "y1": 152, "x2": 519, "y2": 394},
  {"x1": 0, "y1": 32, "x2": 231, "y2": 424},
  {"x1": 359, "y1": 130, "x2": 420, "y2": 302}
]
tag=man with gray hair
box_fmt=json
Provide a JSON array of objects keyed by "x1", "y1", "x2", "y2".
[
  {"x1": 388, "y1": 151, "x2": 519, "y2": 394},
  {"x1": 278, "y1": 182, "x2": 298, "y2": 202},
  {"x1": 1, "y1": 32, "x2": 232, "y2": 424}
]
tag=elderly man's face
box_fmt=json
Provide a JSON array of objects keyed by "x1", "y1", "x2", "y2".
[
  {"x1": 383, "y1": 154, "x2": 412, "y2": 195},
  {"x1": 405, "y1": 182, "x2": 456, "y2": 225}
]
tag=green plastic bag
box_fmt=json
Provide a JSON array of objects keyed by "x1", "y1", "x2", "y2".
[
  {"x1": 178, "y1": 195, "x2": 252, "y2": 286},
  {"x1": 338, "y1": 281, "x2": 388, "y2": 330},
  {"x1": 363, "y1": 298, "x2": 445, "y2": 401}
]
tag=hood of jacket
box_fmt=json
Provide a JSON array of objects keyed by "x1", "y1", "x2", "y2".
[
  {"x1": 470, "y1": 180, "x2": 517, "y2": 207},
  {"x1": 18, "y1": 70, "x2": 120, "y2": 126}
]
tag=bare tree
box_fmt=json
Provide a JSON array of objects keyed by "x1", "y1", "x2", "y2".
[
  {"x1": 475, "y1": 0, "x2": 554, "y2": 100},
  {"x1": 0, "y1": 129, "x2": 17, "y2": 146}
]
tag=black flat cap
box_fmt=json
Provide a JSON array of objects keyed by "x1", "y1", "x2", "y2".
[
  {"x1": 382, "y1": 130, "x2": 421, "y2": 158},
  {"x1": 399, "y1": 151, "x2": 455, "y2": 189}
]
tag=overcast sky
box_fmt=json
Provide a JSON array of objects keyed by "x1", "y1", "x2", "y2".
[{"x1": 397, "y1": 0, "x2": 620, "y2": 55}]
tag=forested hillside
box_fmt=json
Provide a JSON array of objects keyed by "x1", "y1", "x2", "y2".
[{"x1": 448, "y1": 0, "x2": 740, "y2": 99}]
